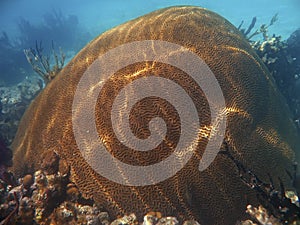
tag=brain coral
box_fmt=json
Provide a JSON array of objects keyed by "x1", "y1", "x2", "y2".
[{"x1": 11, "y1": 6, "x2": 300, "y2": 225}]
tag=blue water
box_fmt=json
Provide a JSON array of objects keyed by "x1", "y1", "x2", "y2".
[
  {"x1": 0, "y1": 0, "x2": 299, "y2": 84},
  {"x1": 0, "y1": 1, "x2": 299, "y2": 223},
  {"x1": 1, "y1": 0, "x2": 299, "y2": 39}
]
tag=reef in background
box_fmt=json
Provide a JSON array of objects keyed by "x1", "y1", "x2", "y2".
[
  {"x1": 0, "y1": 75, "x2": 43, "y2": 144},
  {"x1": 0, "y1": 9, "x2": 91, "y2": 86},
  {"x1": 238, "y1": 15, "x2": 300, "y2": 131},
  {"x1": 0, "y1": 14, "x2": 300, "y2": 225},
  {"x1": 251, "y1": 29, "x2": 300, "y2": 131}
]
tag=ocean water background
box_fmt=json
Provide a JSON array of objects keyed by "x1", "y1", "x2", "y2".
[
  {"x1": 1, "y1": 0, "x2": 300, "y2": 38},
  {"x1": 0, "y1": 0, "x2": 299, "y2": 85}
]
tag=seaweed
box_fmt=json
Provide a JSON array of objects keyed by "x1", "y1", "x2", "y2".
[{"x1": 24, "y1": 41, "x2": 65, "y2": 84}]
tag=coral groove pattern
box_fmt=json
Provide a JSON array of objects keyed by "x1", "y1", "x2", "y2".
[{"x1": 11, "y1": 6, "x2": 300, "y2": 225}]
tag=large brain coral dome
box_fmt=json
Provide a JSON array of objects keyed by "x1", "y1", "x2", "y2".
[{"x1": 11, "y1": 6, "x2": 300, "y2": 225}]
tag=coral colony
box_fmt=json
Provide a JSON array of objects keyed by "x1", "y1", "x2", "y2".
[{"x1": 0, "y1": 6, "x2": 300, "y2": 225}]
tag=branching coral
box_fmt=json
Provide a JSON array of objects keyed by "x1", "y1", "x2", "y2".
[
  {"x1": 1, "y1": 9, "x2": 90, "y2": 86},
  {"x1": 238, "y1": 14, "x2": 300, "y2": 133},
  {"x1": 250, "y1": 28, "x2": 300, "y2": 133},
  {"x1": 24, "y1": 41, "x2": 65, "y2": 84},
  {"x1": 238, "y1": 13, "x2": 278, "y2": 41}
]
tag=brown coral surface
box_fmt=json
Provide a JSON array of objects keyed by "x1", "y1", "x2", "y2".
[{"x1": 10, "y1": 6, "x2": 300, "y2": 225}]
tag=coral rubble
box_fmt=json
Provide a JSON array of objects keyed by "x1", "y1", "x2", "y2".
[
  {"x1": 0, "y1": 153, "x2": 199, "y2": 225},
  {"x1": 9, "y1": 6, "x2": 300, "y2": 225},
  {"x1": 0, "y1": 6, "x2": 299, "y2": 225}
]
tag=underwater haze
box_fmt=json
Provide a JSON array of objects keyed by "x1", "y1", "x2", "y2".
[
  {"x1": 1, "y1": 1, "x2": 300, "y2": 224},
  {"x1": 1, "y1": 0, "x2": 300, "y2": 38},
  {"x1": 0, "y1": 0, "x2": 299, "y2": 85}
]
